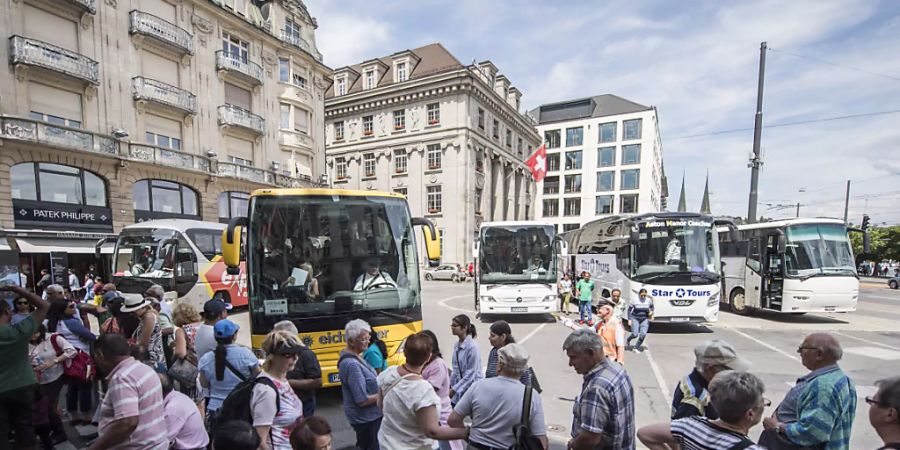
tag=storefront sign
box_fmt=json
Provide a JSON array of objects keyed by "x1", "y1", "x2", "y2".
[
  {"x1": 13, "y1": 200, "x2": 113, "y2": 232},
  {"x1": 50, "y1": 252, "x2": 69, "y2": 289}
]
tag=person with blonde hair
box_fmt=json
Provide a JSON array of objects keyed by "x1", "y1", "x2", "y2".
[
  {"x1": 171, "y1": 302, "x2": 202, "y2": 361},
  {"x1": 251, "y1": 330, "x2": 304, "y2": 450}
]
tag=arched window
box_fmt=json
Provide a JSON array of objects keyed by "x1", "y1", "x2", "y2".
[
  {"x1": 218, "y1": 191, "x2": 249, "y2": 222},
  {"x1": 133, "y1": 179, "x2": 199, "y2": 220},
  {"x1": 10, "y1": 163, "x2": 108, "y2": 206}
]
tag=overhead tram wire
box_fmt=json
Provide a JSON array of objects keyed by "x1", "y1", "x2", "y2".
[
  {"x1": 668, "y1": 110, "x2": 900, "y2": 141},
  {"x1": 767, "y1": 47, "x2": 900, "y2": 83}
]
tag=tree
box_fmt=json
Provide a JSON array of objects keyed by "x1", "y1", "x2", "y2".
[{"x1": 851, "y1": 225, "x2": 900, "y2": 266}]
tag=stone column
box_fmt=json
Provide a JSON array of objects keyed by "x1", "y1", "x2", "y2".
[
  {"x1": 514, "y1": 170, "x2": 523, "y2": 220},
  {"x1": 491, "y1": 158, "x2": 503, "y2": 221}
]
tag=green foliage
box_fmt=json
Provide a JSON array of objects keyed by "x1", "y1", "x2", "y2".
[{"x1": 851, "y1": 225, "x2": 900, "y2": 262}]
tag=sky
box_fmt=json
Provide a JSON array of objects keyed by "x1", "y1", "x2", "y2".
[{"x1": 304, "y1": 0, "x2": 900, "y2": 224}]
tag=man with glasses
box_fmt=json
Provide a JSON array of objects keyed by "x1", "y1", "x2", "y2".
[
  {"x1": 0, "y1": 285, "x2": 50, "y2": 449},
  {"x1": 761, "y1": 333, "x2": 856, "y2": 450},
  {"x1": 868, "y1": 376, "x2": 900, "y2": 449}
]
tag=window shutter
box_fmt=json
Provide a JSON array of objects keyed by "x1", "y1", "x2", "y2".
[
  {"x1": 145, "y1": 114, "x2": 182, "y2": 140},
  {"x1": 28, "y1": 82, "x2": 82, "y2": 122},
  {"x1": 141, "y1": 50, "x2": 179, "y2": 86},
  {"x1": 224, "y1": 83, "x2": 252, "y2": 110},
  {"x1": 226, "y1": 136, "x2": 254, "y2": 163},
  {"x1": 24, "y1": 5, "x2": 78, "y2": 51}
]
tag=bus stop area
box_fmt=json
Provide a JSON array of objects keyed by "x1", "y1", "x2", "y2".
[{"x1": 217, "y1": 279, "x2": 900, "y2": 450}]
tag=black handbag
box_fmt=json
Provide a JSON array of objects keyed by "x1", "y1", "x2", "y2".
[
  {"x1": 510, "y1": 382, "x2": 543, "y2": 450},
  {"x1": 758, "y1": 428, "x2": 824, "y2": 450}
]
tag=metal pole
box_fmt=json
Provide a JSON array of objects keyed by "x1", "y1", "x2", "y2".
[
  {"x1": 843, "y1": 180, "x2": 851, "y2": 224},
  {"x1": 747, "y1": 41, "x2": 767, "y2": 223},
  {"x1": 796, "y1": 202, "x2": 800, "y2": 218}
]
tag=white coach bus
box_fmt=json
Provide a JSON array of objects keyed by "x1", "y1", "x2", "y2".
[
  {"x1": 473, "y1": 221, "x2": 566, "y2": 316},
  {"x1": 563, "y1": 213, "x2": 723, "y2": 323},
  {"x1": 718, "y1": 218, "x2": 858, "y2": 315}
]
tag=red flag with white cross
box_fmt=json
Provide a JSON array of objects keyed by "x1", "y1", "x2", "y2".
[{"x1": 525, "y1": 144, "x2": 547, "y2": 182}]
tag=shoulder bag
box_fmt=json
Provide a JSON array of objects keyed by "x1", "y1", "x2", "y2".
[{"x1": 510, "y1": 381, "x2": 543, "y2": 450}]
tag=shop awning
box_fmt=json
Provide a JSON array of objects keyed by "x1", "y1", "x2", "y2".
[{"x1": 15, "y1": 237, "x2": 114, "y2": 255}]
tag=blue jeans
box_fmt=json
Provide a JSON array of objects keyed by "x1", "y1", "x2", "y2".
[
  {"x1": 579, "y1": 301, "x2": 592, "y2": 322},
  {"x1": 352, "y1": 417, "x2": 382, "y2": 450},
  {"x1": 627, "y1": 318, "x2": 650, "y2": 349}
]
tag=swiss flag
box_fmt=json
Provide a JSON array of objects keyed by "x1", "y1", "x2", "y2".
[{"x1": 525, "y1": 144, "x2": 547, "y2": 182}]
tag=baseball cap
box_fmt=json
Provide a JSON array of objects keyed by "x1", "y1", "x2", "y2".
[
  {"x1": 498, "y1": 343, "x2": 530, "y2": 371},
  {"x1": 694, "y1": 339, "x2": 750, "y2": 371},
  {"x1": 214, "y1": 319, "x2": 240, "y2": 338},
  {"x1": 203, "y1": 299, "x2": 233, "y2": 315}
]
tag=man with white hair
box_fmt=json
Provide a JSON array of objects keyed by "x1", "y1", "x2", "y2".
[
  {"x1": 564, "y1": 328, "x2": 635, "y2": 450},
  {"x1": 449, "y1": 343, "x2": 548, "y2": 450},
  {"x1": 761, "y1": 333, "x2": 856, "y2": 450},
  {"x1": 672, "y1": 339, "x2": 750, "y2": 420},
  {"x1": 868, "y1": 376, "x2": 900, "y2": 449}
]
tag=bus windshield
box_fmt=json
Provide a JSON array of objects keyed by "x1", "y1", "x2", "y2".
[
  {"x1": 633, "y1": 220, "x2": 720, "y2": 282},
  {"x1": 479, "y1": 225, "x2": 556, "y2": 283},
  {"x1": 113, "y1": 228, "x2": 178, "y2": 278},
  {"x1": 248, "y1": 195, "x2": 420, "y2": 319},
  {"x1": 784, "y1": 224, "x2": 855, "y2": 277}
]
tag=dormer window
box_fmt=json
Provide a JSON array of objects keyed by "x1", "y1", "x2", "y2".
[
  {"x1": 364, "y1": 70, "x2": 376, "y2": 90},
  {"x1": 396, "y1": 62, "x2": 407, "y2": 82},
  {"x1": 336, "y1": 77, "x2": 346, "y2": 96}
]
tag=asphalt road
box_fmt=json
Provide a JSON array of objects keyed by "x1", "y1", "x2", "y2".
[{"x1": 226, "y1": 280, "x2": 900, "y2": 450}]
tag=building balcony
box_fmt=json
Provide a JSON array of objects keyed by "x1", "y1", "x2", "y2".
[
  {"x1": 215, "y1": 51, "x2": 264, "y2": 86},
  {"x1": 64, "y1": 0, "x2": 97, "y2": 14},
  {"x1": 132, "y1": 77, "x2": 197, "y2": 115},
  {"x1": 127, "y1": 143, "x2": 211, "y2": 173},
  {"x1": 279, "y1": 30, "x2": 323, "y2": 62},
  {"x1": 129, "y1": 10, "x2": 193, "y2": 56},
  {"x1": 218, "y1": 104, "x2": 265, "y2": 136},
  {"x1": 217, "y1": 162, "x2": 313, "y2": 187},
  {"x1": 279, "y1": 129, "x2": 314, "y2": 150},
  {"x1": 0, "y1": 115, "x2": 117, "y2": 156},
  {"x1": 8, "y1": 36, "x2": 99, "y2": 85}
]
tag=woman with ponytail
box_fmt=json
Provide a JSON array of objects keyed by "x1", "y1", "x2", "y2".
[
  {"x1": 198, "y1": 319, "x2": 259, "y2": 427},
  {"x1": 448, "y1": 314, "x2": 481, "y2": 405}
]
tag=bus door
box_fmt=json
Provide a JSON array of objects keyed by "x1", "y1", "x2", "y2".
[
  {"x1": 172, "y1": 236, "x2": 198, "y2": 297},
  {"x1": 763, "y1": 233, "x2": 785, "y2": 311},
  {"x1": 743, "y1": 236, "x2": 763, "y2": 309}
]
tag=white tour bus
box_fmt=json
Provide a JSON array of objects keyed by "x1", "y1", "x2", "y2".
[
  {"x1": 718, "y1": 218, "x2": 858, "y2": 315},
  {"x1": 562, "y1": 212, "x2": 723, "y2": 323},
  {"x1": 473, "y1": 221, "x2": 566, "y2": 316},
  {"x1": 107, "y1": 219, "x2": 248, "y2": 310}
]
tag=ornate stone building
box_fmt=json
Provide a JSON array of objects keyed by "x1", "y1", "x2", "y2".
[
  {"x1": 0, "y1": 0, "x2": 329, "y2": 282},
  {"x1": 324, "y1": 43, "x2": 540, "y2": 265}
]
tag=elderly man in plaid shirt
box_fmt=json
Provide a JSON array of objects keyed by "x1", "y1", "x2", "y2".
[{"x1": 564, "y1": 328, "x2": 635, "y2": 450}]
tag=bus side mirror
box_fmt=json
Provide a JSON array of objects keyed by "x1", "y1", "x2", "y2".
[
  {"x1": 473, "y1": 241, "x2": 479, "y2": 255},
  {"x1": 555, "y1": 238, "x2": 569, "y2": 256},
  {"x1": 412, "y1": 217, "x2": 441, "y2": 264},
  {"x1": 775, "y1": 230, "x2": 786, "y2": 253},
  {"x1": 629, "y1": 230, "x2": 639, "y2": 245},
  {"x1": 223, "y1": 217, "x2": 247, "y2": 275}
]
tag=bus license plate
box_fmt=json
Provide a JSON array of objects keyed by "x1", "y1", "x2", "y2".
[
  {"x1": 670, "y1": 317, "x2": 689, "y2": 323},
  {"x1": 328, "y1": 373, "x2": 341, "y2": 383},
  {"x1": 511, "y1": 307, "x2": 528, "y2": 313}
]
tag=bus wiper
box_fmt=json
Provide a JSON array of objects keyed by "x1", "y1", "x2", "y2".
[
  {"x1": 691, "y1": 271, "x2": 720, "y2": 283},
  {"x1": 368, "y1": 309, "x2": 415, "y2": 322}
]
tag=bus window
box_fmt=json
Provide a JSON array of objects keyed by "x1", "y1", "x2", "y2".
[
  {"x1": 186, "y1": 229, "x2": 223, "y2": 260},
  {"x1": 747, "y1": 237, "x2": 762, "y2": 273}
]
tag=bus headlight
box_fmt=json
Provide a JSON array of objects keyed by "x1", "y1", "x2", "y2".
[
  {"x1": 543, "y1": 295, "x2": 556, "y2": 303},
  {"x1": 707, "y1": 293, "x2": 720, "y2": 307},
  {"x1": 481, "y1": 296, "x2": 495, "y2": 303}
]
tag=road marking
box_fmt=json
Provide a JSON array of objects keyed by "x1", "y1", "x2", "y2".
[
  {"x1": 644, "y1": 348, "x2": 672, "y2": 406},
  {"x1": 865, "y1": 294, "x2": 900, "y2": 301},
  {"x1": 844, "y1": 346, "x2": 900, "y2": 360},
  {"x1": 519, "y1": 323, "x2": 548, "y2": 344},
  {"x1": 727, "y1": 328, "x2": 801, "y2": 362},
  {"x1": 835, "y1": 331, "x2": 900, "y2": 351},
  {"x1": 437, "y1": 294, "x2": 475, "y2": 313}
]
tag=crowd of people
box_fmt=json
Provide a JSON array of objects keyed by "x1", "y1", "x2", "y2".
[{"x1": 2, "y1": 281, "x2": 899, "y2": 450}]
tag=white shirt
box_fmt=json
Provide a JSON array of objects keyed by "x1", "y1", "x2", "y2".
[
  {"x1": 665, "y1": 239, "x2": 682, "y2": 263},
  {"x1": 354, "y1": 271, "x2": 397, "y2": 291},
  {"x1": 377, "y1": 366, "x2": 441, "y2": 450},
  {"x1": 194, "y1": 324, "x2": 216, "y2": 360},
  {"x1": 29, "y1": 335, "x2": 77, "y2": 384},
  {"x1": 68, "y1": 273, "x2": 80, "y2": 290}
]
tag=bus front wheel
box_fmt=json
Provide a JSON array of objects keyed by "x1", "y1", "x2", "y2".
[{"x1": 729, "y1": 289, "x2": 753, "y2": 316}]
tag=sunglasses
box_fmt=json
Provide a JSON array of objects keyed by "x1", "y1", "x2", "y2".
[
  {"x1": 15, "y1": 301, "x2": 28, "y2": 305},
  {"x1": 796, "y1": 346, "x2": 819, "y2": 353},
  {"x1": 866, "y1": 396, "x2": 892, "y2": 408}
]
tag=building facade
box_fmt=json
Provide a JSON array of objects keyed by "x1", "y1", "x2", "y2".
[
  {"x1": 0, "y1": 0, "x2": 329, "y2": 286},
  {"x1": 324, "y1": 44, "x2": 540, "y2": 265},
  {"x1": 532, "y1": 95, "x2": 666, "y2": 232}
]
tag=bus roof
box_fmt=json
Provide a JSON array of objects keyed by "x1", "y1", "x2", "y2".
[
  {"x1": 580, "y1": 211, "x2": 714, "y2": 228},
  {"x1": 479, "y1": 221, "x2": 556, "y2": 229},
  {"x1": 122, "y1": 219, "x2": 225, "y2": 233},
  {"x1": 249, "y1": 188, "x2": 406, "y2": 200},
  {"x1": 735, "y1": 217, "x2": 846, "y2": 231}
]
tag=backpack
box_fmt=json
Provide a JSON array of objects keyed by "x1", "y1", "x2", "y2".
[
  {"x1": 50, "y1": 334, "x2": 95, "y2": 382},
  {"x1": 212, "y1": 360, "x2": 280, "y2": 432}
]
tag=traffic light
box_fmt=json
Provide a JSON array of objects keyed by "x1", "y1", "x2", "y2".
[{"x1": 861, "y1": 214, "x2": 870, "y2": 230}]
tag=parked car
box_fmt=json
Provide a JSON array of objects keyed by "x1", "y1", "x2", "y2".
[
  {"x1": 889, "y1": 275, "x2": 899, "y2": 289},
  {"x1": 424, "y1": 264, "x2": 467, "y2": 282}
]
